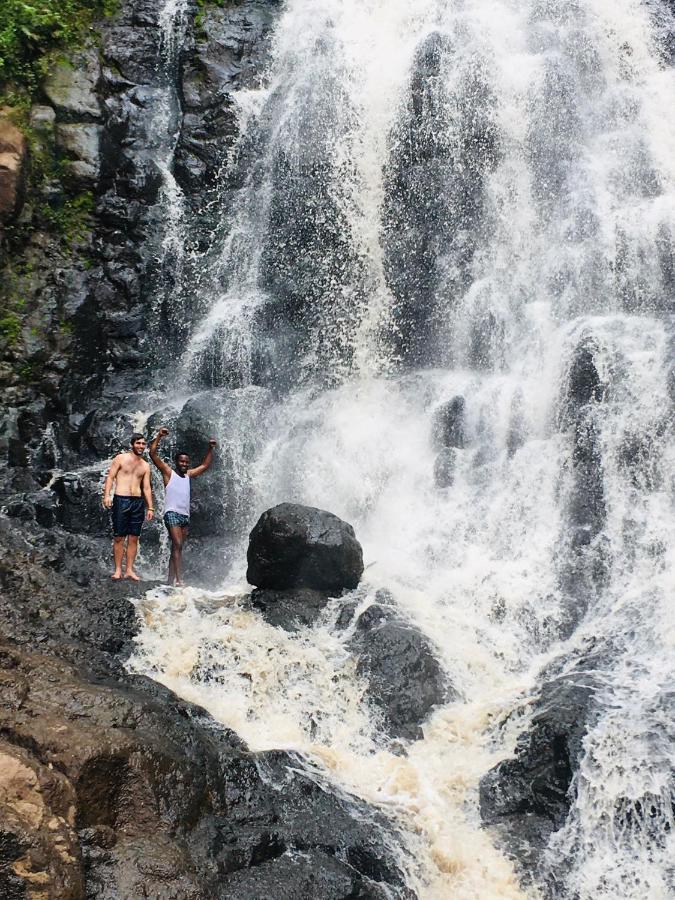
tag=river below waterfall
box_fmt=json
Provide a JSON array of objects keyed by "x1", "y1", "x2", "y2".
[{"x1": 128, "y1": 0, "x2": 675, "y2": 896}]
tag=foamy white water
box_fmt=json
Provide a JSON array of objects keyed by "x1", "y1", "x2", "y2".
[{"x1": 129, "y1": 0, "x2": 675, "y2": 896}]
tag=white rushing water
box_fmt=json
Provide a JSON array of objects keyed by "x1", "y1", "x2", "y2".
[{"x1": 129, "y1": 0, "x2": 675, "y2": 896}]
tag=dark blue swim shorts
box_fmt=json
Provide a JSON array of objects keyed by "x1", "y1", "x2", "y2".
[
  {"x1": 112, "y1": 495, "x2": 145, "y2": 537},
  {"x1": 164, "y1": 511, "x2": 189, "y2": 528}
]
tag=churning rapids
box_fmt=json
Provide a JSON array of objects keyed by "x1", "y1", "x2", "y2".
[{"x1": 126, "y1": 0, "x2": 675, "y2": 897}]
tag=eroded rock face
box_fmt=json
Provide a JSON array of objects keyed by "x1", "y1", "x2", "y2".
[{"x1": 247, "y1": 503, "x2": 364, "y2": 592}]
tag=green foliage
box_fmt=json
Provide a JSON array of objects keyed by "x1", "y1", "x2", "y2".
[
  {"x1": 0, "y1": 0, "x2": 117, "y2": 92},
  {"x1": 0, "y1": 312, "x2": 22, "y2": 344},
  {"x1": 38, "y1": 190, "x2": 94, "y2": 243},
  {"x1": 195, "y1": 0, "x2": 229, "y2": 31}
]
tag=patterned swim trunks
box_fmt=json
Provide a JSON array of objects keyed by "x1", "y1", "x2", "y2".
[{"x1": 164, "y1": 511, "x2": 190, "y2": 528}]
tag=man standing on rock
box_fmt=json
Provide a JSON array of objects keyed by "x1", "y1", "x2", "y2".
[
  {"x1": 149, "y1": 427, "x2": 217, "y2": 586},
  {"x1": 102, "y1": 433, "x2": 154, "y2": 581}
]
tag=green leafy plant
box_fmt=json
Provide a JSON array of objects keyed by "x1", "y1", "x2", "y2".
[
  {"x1": 0, "y1": 0, "x2": 117, "y2": 93},
  {"x1": 0, "y1": 312, "x2": 22, "y2": 344}
]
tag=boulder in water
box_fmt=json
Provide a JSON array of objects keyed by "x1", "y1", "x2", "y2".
[
  {"x1": 247, "y1": 503, "x2": 364, "y2": 592},
  {"x1": 350, "y1": 603, "x2": 454, "y2": 741}
]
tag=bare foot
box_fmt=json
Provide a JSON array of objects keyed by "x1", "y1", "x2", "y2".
[
  {"x1": 111, "y1": 571, "x2": 123, "y2": 580},
  {"x1": 124, "y1": 570, "x2": 141, "y2": 582}
]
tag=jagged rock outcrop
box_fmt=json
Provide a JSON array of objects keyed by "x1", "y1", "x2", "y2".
[
  {"x1": 432, "y1": 394, "x2": 466, "y2": 487},
  {"x1": 349, "y1": 600, "x2": 454, "y2": 742},
  {"x1": 480, "y1": 649, "x2": 601, "y2": 875},
  {"x1": 247, "y1": 503, "x2": 364, "y2": 592},
  {"x1": 556, "y1": 337, "x2": 608, "y2": 634}
]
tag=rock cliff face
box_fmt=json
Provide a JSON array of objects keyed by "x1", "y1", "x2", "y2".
[
  {"x1": 0, "y1": 3, "x2": 414, "y2": 897},
  {"x1": 0, "y1": 0, "x2": 279, "y2": 567}
]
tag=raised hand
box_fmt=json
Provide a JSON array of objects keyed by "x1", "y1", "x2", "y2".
[
  {"x1": 208, "y1": 438, "x2": 217, "y2": 449},
  {"x1": 159, "y1": 427, "x2": 170, "y2": 437}
]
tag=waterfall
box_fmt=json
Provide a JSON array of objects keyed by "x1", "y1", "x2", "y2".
[{"x1": 129, "y1": 0, "x2": 675, "y2": 896}]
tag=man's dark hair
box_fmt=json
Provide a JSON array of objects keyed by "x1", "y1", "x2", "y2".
[
  {"x1": 130, "y1": 432, "x2": 145, "y2": 445},
  {"x1": 175, "y1": 451, "x2": 189, "y2": 464}
]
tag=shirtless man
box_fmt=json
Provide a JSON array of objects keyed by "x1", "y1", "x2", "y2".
[
  {"x1": 102, "y1": 433, "x2": 154, "y2": 581},
  {"x1": 149, "y1": 427, "x2": 217, "y2": 586}
]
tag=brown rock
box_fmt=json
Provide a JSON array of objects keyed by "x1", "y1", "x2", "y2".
[{"x1": 0, "y1": 112, "x2": 28, "y2": 224}]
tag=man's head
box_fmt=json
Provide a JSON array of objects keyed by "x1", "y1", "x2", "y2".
[
  {"x1": 130, "y1": 433, "x2": 147, "y2": 456},
  {"x1": 175, "y1": 452, "x2": 190, "y2": 476}
]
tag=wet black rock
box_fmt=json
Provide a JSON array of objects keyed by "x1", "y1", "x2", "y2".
[
  {"x1": 559, "y1": 336, "x2": 605, "y2": 429},
  {"x1": 247, "y1": 503, "x2": 364, "y2": 592},
  {"x1": 480, "y1": 650, "x2": 600, "y2": 871},
  {"x1": 175, "y1": 387, "x2": 273, "y2": 540},
  {"x1": 432, "y1": 395, "x2": 466, "y2": 450},
  {"x1": 250, "y1": 587, "x2": 331, "y2": 632},
  {"x1": 349, "y1": 603, "x2": 453, "y2": 741},
  {"x1": 51, "y1": 469, "x2": 109, "y2": 538}
]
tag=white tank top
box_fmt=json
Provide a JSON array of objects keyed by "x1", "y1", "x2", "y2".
[{"x1": 165, "y1": 471, "x2": 191, "y2": 516}]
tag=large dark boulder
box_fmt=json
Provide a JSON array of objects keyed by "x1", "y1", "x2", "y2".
[
  {"x1": 247, "y1": 503, "x2": 364, "y2": 592},
  {"x1": 349, "y1": 602, "x2": 454, "y2": 741}
]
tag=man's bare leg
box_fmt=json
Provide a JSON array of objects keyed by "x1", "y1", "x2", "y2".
[
  {"x1": 124, "y1": 535, "x2": 140, "y2": 581},
  {"x1": 167, "y1": 554, "x2": 176, "y2": 586},
  {"x1": 112, "y1": 536, "x2": 125, "y2": 579},
  {"x1": 168, "y1": 526, "x2": 184, "y2": 586}
]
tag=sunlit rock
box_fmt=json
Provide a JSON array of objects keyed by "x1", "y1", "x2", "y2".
[{"x1": 0, "y1": 114, "x2": 28, "y2": 224}]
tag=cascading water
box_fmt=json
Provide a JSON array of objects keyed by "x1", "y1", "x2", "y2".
[{"x1": 128, "y1": 0, "x2": 675, "y2": 896}]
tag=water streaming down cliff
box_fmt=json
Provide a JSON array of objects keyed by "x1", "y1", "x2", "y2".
[{"x1": 129, "y1": 0, "x2": 675, "y2": 896}]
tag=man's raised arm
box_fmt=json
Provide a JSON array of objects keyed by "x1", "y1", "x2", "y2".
[
  {"x1": 188, "y1": 438, "x2": 217, "y2": 478},
  {"x1": 102, "y1": 456, "x2": 121, "y2": 509},
  {"x1": 150, "y1": 427, "x2": 173, "y2": 484}
]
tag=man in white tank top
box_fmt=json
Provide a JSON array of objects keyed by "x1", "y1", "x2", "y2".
[{"x1": 149, "y1": 427, "x2": 217, "y2": 586}]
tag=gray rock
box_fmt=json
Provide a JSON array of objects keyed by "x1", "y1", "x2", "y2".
[
  {"x1": 480, "y1": 649, "x2": 602, "y2": 875},
  {"x1": 247, "y1": 504, "x2": 364, "y2": 592},
  {"x1": 55, "y1": 123, "x2": 102, "y2": 185},
  {"x1": 29, "y1": 105, "x2": 56, "y2": 134},
  {"x1": 43, "y1": 50, "x2": 102, "y2": 121}
]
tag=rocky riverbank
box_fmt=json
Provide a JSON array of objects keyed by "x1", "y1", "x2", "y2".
[{"x1": 0, "y1": 511, "x2": 418, "y2": 898}]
